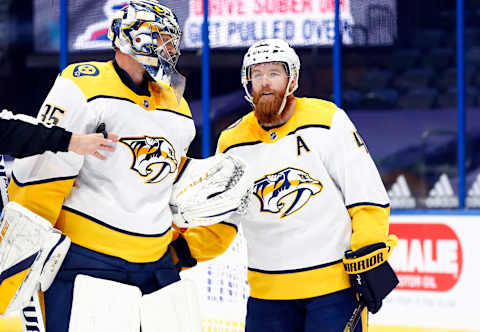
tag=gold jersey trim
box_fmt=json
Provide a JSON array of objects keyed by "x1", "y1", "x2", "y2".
[
  {"x1": 9, "y1": 174, "x2": 75, "y2": 226},
  {"x1": 218, "y1": 97, "x2": 337, "y2": 153},
  {"x1": 247, "y1": 261, "x2": 350, "y2": 300},
  {"x1": 61, "y1": 61, "x2": 192, "y2": 117},
  {"x1": 347, "y1": 203, "x2": 390, "y2": 251},
  {"x1": 56, "y1": 207, "x2": 172, "y2": 263}
]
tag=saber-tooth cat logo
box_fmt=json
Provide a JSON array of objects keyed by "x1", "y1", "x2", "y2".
[
  {"x1": 120, "y1": 136, "x2": 177, "y2": 184},
  {"x1": 254, "y1": 167, "x2": 323, "y2": 218}
]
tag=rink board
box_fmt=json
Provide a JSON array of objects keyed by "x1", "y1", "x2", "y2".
[
  {"x1": 369, "y1": 215, "x2": 480, "y2": 331},
  {"x1": 1, "y1": 215, "x2": 479, "y2": 331}
]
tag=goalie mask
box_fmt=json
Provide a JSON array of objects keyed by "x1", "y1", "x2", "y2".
[
  {"x1": 108, "y1": 1, "x2": 185, "y2": 103},
  {"x1": 241, "y1": 39, "x2": 300, "y2": 115}
]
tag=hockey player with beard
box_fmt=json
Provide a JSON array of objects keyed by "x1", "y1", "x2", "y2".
[
  {"x1": 215, "y1": 39, "x2": 399, "y2": 331},
  {"x1": 0, "y1": 2, "x2": 248, "y2": 332}
]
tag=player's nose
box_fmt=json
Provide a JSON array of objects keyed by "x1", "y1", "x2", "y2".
[
  {"x1": 165, "y1": 42, "x2": 176, "y2": 56},
  {"x1": 261, "y1": 77, "x2": 272, "y2": 88}
]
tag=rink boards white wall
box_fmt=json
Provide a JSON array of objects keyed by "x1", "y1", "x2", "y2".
[
  {"x1": 183, "y1": 214, "x2": 480, "y2": 331},
  {"x1": 1, "y1": 215, "x2": 479, "y2": 332},
  {"x1": 369, "y1": 214, "x2": 480, "y2": 331}
]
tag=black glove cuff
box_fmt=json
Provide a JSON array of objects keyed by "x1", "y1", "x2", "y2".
[{"x1": 170, "y1": 235, "x2": 197, "y2": 269}]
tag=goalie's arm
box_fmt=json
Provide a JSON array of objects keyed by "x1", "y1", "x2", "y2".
[
  {"x1": 169, "y1": 152, "x2": 249, "y2": 264},
  {"x1": 170, "y1": 153, "x2": 250, "y2": 227},
  {"x1": 180, "y1": 222, "x2": 237, "y2": 263},
  {"x1": 169, "y1": 158, "x2": 237, "y2": 267},
  {"x1": 169, "y1": 222, "x2": 237, "y2": 271}
]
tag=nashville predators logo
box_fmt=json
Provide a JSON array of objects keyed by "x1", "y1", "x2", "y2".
[
  {"x1": 73, "y1": 64, "x2": 99, "y2": 77},
  {"x1": 253, "y1": 167, "x2": 323, "y2": 218},
  {"x1": 120, "y1": 136, "x2": 177, "y2": 184}
]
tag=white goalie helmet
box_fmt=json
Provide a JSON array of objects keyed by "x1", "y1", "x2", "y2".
[
  {"x1": 241, "y1": 39, "x2": 300, "y2": 109},
  {"x1": 108, "y1": 1, "x2": 184, "y2": 98}
]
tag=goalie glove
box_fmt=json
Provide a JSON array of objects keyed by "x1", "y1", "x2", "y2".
[
  {"x1": 170, "y1": 154, "x2": 251, "y2": 227},
  {"x1": 343, "y1": 234, "x2": 399, "y2": 314},
  {"x1": 0, "y1": 202, "x2": 71, "y2": 315}
]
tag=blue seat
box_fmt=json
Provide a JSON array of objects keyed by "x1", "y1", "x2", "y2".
[
  {"x1": 393, "y1": 68, "x2": 434, "y2": 91},
  {"x1": 360, "y1": 88, "x2": 399, "y2": 110},
  {"x1": 397, "y1": 88, "x2": 438, "y2": 109},
  {"x1": 437, "y1": 86, "x2": 478, "y2": 108}
]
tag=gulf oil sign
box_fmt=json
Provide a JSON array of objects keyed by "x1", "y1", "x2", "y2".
[{"x1": 389, "y1": 223, "x2": 462, "y2": 292}]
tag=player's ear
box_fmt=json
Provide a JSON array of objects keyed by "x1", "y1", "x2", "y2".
[{"x1": 289, "y1": 75, "x2": 297, "y2": 93}]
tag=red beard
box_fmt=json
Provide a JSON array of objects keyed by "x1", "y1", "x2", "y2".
[{"x1": 253, "y1": 89, "x2": 294, "y2": 125}]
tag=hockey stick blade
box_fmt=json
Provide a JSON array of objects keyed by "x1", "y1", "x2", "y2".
[{"x1": 343, "y1": 301, "x2": 366, "y2": 332}]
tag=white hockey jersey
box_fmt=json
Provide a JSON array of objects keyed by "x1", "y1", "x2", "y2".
[
  {"x1": 217, "y1": 97, "x2": 390, "y2": 300},
  {"x1": 9, "y1": 60, "x2": 196, "y2": 263}
]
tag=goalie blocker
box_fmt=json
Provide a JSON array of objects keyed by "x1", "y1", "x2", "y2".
[
  {"x1": 170, "y1": 154, "x2": 251, "y2": 228},
  {"x1": 0, "y1": 202, "x2": 70, "y2": 315}
]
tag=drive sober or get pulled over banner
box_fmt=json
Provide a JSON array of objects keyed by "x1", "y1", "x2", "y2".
[
  {"x1": 183, "y1": 0, "x2": 357, "y2": 47},
  {"x1": 34, "y1": 0, "x2": 397, "y2": 52}
]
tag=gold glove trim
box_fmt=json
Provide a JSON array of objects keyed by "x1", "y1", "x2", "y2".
[{"x1": 343, "y1": 234, "x2": 398, "y2": 274}]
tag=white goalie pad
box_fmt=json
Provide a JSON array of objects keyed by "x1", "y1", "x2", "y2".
[
  {"x1": 20, "y1": 291, "x2": 46, "y2": 332},
  {"x1": 141, "y1": 279, "x2": 202, "y2": 332},
  {"x1": 170, "y1": 154, "x2": 252, "y2": 227},
  {"x1": 68, "y1": 275, "x2": 141, "y2": 332},
  {"x1": 68, "y1": 276, "x2": 201, "y2": 332},
  {"x1": 0, "y1": 202, "x2": 70, "y2": 315}
]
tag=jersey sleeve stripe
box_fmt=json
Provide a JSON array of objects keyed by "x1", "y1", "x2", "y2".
[{"x1": 346, "y1": 202, "x2": 390, "y2": 209}]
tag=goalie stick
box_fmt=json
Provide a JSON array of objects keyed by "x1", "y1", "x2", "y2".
[{"x1": 343, "y1": 300, "x2": 365, "y2": 332}]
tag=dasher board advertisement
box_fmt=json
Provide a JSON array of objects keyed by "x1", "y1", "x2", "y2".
[{"x1": 370, "y1": 215, "x2": 479, "y2": 331}]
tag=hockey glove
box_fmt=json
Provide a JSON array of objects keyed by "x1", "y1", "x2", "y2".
[
  {"x1": 170, "y1": 154, "x2": 251, "y2": 227},
  {"x1": 169, "y1": 233, "x2": 197, "y2": 272},
  {"x1": 343, "y1": 234, "x2": 399, "y2": 314}
]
